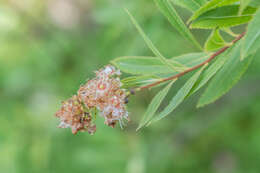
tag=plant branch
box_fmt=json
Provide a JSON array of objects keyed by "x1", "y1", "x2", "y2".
[{"x1": 137, "y1": 32, "x2": 246, "y2": 91}]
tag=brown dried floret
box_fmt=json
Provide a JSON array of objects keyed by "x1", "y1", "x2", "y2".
[
  {"x1": 55, "y1": 95, "x2": 96, "y2": 135},
  {"x1": 55, "y1": 65, "x2": 129, "y2": 135},
  {"x1": 77, "y1": 65, "x2": 129, "y2": 128}
]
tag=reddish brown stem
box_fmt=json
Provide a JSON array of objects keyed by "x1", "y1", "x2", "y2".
[{"x1": 138, "y1": 32, "x2": 246, "y2": 91}]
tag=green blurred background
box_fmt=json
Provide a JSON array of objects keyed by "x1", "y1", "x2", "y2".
[{"x1": 1, "y1": 0, "x2": 260, "y2": 173}]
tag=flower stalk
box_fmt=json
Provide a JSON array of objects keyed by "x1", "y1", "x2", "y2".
[{"x1": 136, "y1": 32, "x2": 246, "y2": 91}]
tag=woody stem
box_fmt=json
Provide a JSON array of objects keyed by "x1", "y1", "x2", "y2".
[{"x1": 135, "y1": 32, "x2": 246, "y2": 91}]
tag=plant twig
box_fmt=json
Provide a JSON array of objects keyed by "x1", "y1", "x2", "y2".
[{"x1": 136, "y1": 32, "x2": 246, "y2": 91}]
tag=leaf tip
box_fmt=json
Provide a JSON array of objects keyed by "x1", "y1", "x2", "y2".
[
  {"x1": 110, "y1": 59, "x2": 117, "y2": 66},
  {"x1": 124, "y1": 8, "x2": 129, "y2": 13},
  {"x1": 187, "y1": 17, "x2": 193, "y2": 25},
  {"x1": 136, "y1": 126, "x2": 142, "y2": 132},
  {"x1": 196, "y1": 102, "x2": 205, "y2": 108}
]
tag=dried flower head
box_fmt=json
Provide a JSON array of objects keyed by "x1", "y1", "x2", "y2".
[
  {"x1": 78, "y1": 65, "x2": 129, "y2": 128},
  {"x1": 55, "y1": 65, "x2": 129, "y2": 135},
  {"x1": 55, "y1": 95, "x2": 96, "y2": 135}
]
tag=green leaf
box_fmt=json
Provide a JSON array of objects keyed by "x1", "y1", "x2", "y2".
[
  {"x1": 195, "y1": 0, "x2": 209, "y2": 6},
  {"x1": 204, "y1": 29, "x2": 226, "y2": 51},
  {"x1": 171, "y1": 52, "x2": 211, "y2": 68},
  {"x1": 188, "y1": 0, "x2": 240, "y2": 22},
  {"x1": 121, "y1": 75, "x2": 161, "y2": 89},
  {"x1": 249, "y1": 0, "x2": 260, "y2": 8},
  {"x1": 112, "y1": 56, "x2": 178, "y2": 75},
  {"x1": 125, "y1": 9, "x2": 180, "y2": 72},
  {"x1": 241, "y1": 9, "x2": 260, "y2": 59},
  {"x1": 190, "y1": 5, "x2": 256, "y2": 29},
  {"x1": 197, "y1": 42, "x2": 254, "y2": 107},
  {"x1": 173, "y1": 0, "x2": 207, "y2": 12},
  {"x1": 154, "y1": 0, "x2": 203, "y2": 50},
  {"x1": 150, "y1": 65, "x2": 206, "y2": 123},
  {"x1": 125, "y1": 9, "x2": 163, "y2": 58},
  {"x1": 239, "y1": 0, "x2": 251, "y2": 14},
  {"x1": 221, "y1": 27, "x2": 239, "y2": 37},
  {"x1": 137, "y1": 81, "x2": 175, "y2": 131},
  {"x1": 188, "y1": 43, "x2": 236, "y2": 96},
  {"x1": 112, "y1": 53, "x2": 211, "y2": 75}
]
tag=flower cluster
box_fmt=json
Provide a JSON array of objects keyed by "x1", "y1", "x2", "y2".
[
  {"x1": 55, "y1": 95, "x2": 96, "y2": 135},
  {"x1": 55, "y1": 65, "x2": 129, "y2": 135}
]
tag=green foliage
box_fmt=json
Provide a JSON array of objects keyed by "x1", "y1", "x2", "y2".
[
  {"x1": 125, "y1": 9, "x2": 163, "y2": 59},
  {"x1": 125, "y1": 9, "x2": 179, "y2": 71},
  {"x1": 188, "y1": 48, "x2": 233, "y2": 96},
  {"x1": 221, "y1": 27, "x2": 239, "y2": 37},
  {"x1": 190, "y1": 5, "x2": 256, "y2": 29},
  {"x1": 137, "y1": 81, "x2": 175, "y2": 130},
  {"x1": 239, "y1": 0, "x2": 251, "y2": 14},
  {"x1": 112, "y1": 56, "x2": 184, "y2": 75},
  {"x1": 249, "y1": 0, "x2": 260, "y2": 7},
  {"x1": 173, "y1": 0, "x2": 207, "y2": 12},
  {"x1": 188, "y1": 0, "x2": 240, "y2": 22},
  {"x1": 241, "y1": 9, "x2": 260, "y2": 59},
  {"x1": 204, "y1": 29, "x2": 226, "y2": 51},
  {"x1": 118, "y1": 0, "x2": 260, "y2": 127},
  {"x1": 150, "y1": 65, "x2": 206, "y2": 123},
  {"x1": 154, "y1": 0, "x2": 203, "y2": 50},
  {"x1": 112, "y1": 53, "x2": 210, "y2": 76},
  {"x1": 114, "y1": 52, "x2": 211, "y2": 90},
  {"x1": 171, "y1": 52, "x2": 210, "y2": 67},
  {"x1": 198, "y1": 42, "x2": 254, "y2": 107},
  {"x1": 121, "y1": 75, "x2": 161, "y2": 89}
]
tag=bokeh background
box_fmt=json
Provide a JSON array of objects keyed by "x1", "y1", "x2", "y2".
[{"x1": 1, "y1": 0, "x2": 260, "y2": 173}]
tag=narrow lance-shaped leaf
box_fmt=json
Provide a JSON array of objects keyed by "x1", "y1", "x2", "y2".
[
  {"x1": 112, "y1": 56, "x2": 186, "y2": 75},
  {"x1": 121, "y1": 75, "x2": 161, "y2": 89},
  {"x1": 249, "y1": 0, "x2": 260, "y2": 7},
  {"x1": 195, "y1": 0, "x2": 209, "y2": 6},
  {"x1": 173, "y1": 0, "x2": 205, "y2": 12},
  {"x1": 204, "y1": 28, "x2": 226, "y2": 51},
  {"x1": 125, "y1": 9, "x2": 181, "y2": 72},
  {"x1": 188, "y1": 0, "x2": 240, "y2": 23},
  {"x1": 198, "y1": 41, "x2": 254, "y2": 107},
  {"x1": 221, "y1": 27, "x2": 239, "y2": 37},
  {"x1": 190, "y1": 5, "x2": 257, "y2": 29},
  {"x1": 137, "y1": 80, "x2": 175, "y2": 131},
  {"x1": 239, "y1": 0, "x2": 251, "y2": 14},
  {"x1": 241, "y1": 9, "x2": 260, "y2": 60},
  {"x1": 188, "y1": 42, "x2": 237, "y2": 96},
  {"x1": 171, "y1": 52, "x2": 210, "y2": 67},
  {"x1": 150, "y1": 64, "x2": 207, "y2": 123},
  {"x1": 112, "y1": 53, "x2": 210, "y2": 75},
  {"x1": 154, "y1": 0, "x2": 203, "y2": 50}
]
